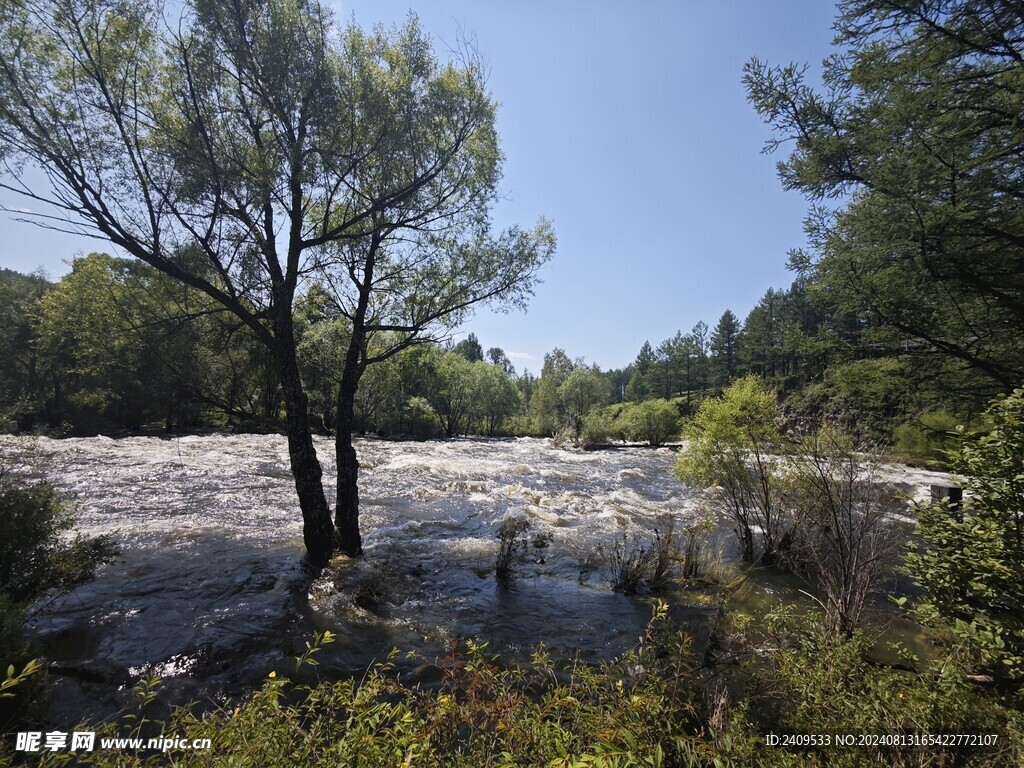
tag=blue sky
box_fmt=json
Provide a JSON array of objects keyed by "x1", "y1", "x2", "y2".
[{"x1": 0, "y1": 0, "x2": 839, "y2": 372}]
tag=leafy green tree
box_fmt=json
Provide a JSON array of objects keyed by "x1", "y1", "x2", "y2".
[
  {"x1": 557, "y1": 366, "x2": 608, "y2": 434},
  {"x1": 473, "y1": 361, "x2": 521, "y2": 436},
  {"x1": 745, "y1": 0, "x2": 1024, "y2": 394},
  {"x1": 531, "y1": 349, "x2": 575, "y2": 434},
  {"x1": 604, "y1": 365, "x2": 633, "y2": 404},
  {"x1": 579, "y1": 408, "x2": 624, "y2": 448},
  {"x1": 691, "y1": 321, "x2": 710, "y2": 397},
  {"x1": 624, "y1": 370, "x2": 649, "y2": 403},
  {"x1": 0, "y1": 470, "x2": 115, "y2": 604},
  {"x1": 674, "y1": 375, "x2": 788, "y2": 563},
  {"x1": 740, "y1": 289, "x2": 784, "y2": 380},
  {"x1": 649, "y1": 333, "x2": 684, "y2": 400},
  {"x1": 34, "y1": 254, "x2": 210, "y2": 432},
  {"x1": 295, "y1": 289, "x2": 348, "y2": 433},
  {"x1": 789, "y1": 428, "x2": 899, "y2": 637},
  {"x1": 622, "y1": 400, "x2": 679, "y2": 448},
  {"x1": 635, "y1": 341, "x2": 655, "y2": 375},
  {"x1": 0, "y1": 269, "x2": 50, "y2": 429},
  {"x1": 0, "y1": 0, "x2": 553, "y2": 562},
  {"x1": 486, "y1": 347, "x2": 516, "y2": 377},
  {"x1": 421, "y1": 350, "x2": 478, "y2": 438},
  {"x1": 906, "y1": 387, "x2": 1024, "y2": 680},
  {"x1": 353, "y1": 351, "x2": 405, "y2": 436}
]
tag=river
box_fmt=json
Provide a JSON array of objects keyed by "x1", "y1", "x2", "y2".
[{"x1": 0, "y1": 434, "x2": 952, "y2": 727}]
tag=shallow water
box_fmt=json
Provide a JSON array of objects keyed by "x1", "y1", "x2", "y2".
[{"x1": 0, "y1": 434, "x2": 950, "y2": 726}]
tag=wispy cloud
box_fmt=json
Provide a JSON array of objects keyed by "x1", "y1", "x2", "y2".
[{"x1": 505, "y1": 351, "x2": 533, "y2": 361}]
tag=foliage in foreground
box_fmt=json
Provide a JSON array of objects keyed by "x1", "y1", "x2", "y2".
[
  {"x1": 9, "y1": 602, "x2": 1023, "y2": 767},
  {"x1": 22, "y1": 608, "x2": 716, "y2": 768},
  {"x1": 717, "y1": 607, "x2": 1024, "y2": 768},
  {"x1": 905, "y1": 386, "x2": 1024, "y2": 683},
  {"x1": 0, "y1": 469, "x2": 117, "y2": 733},
  {"x1": 0, "y1": 471, "x2": 115, "y2": 604}
]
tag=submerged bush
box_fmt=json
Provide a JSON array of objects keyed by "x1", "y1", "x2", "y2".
[
  {"x1": 579, "y1": 408, "x2": 622, "y2": 448},
  {"x1": 494, "y1": 517, "x2": 531, "y2": 585},
  {"x1": 676, "y1": 515, "x2": 718, "y2": 582},
  {"x1": 600, "y1": 516, "x2": 712, "y2": 594},
  {"x1": 674, "y1": 376, "x2": 790, "y2": 564},
  {"x1": 602, "y1": 533, "x2": 656, "y2": 595},
  {"x1": 622, "y1": 399, "x2": 680, "y2": 447}
]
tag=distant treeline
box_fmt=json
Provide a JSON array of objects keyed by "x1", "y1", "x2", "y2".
[{"x1": 1, "y1": 245, "x2": 1011, "y2": 452}]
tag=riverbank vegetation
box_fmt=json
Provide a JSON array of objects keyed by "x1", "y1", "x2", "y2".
[
  {"x1": 0, "y1": 470, "x2": 116, "y2": 735},
  {"x1": 7, "y1": 601, "x2": 1023, "y2": 767}
]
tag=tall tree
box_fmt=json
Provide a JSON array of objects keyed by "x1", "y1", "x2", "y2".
[
  {"x1": 421, "y1": 349, "x2": 477, "y2": 438},
  {"x1": 453, "y1": 333, "x2": 485, "y2": 363},
  {"x1": 487, "y1": 347, "x2": 516, "y2": 377},
  {"x1": 557, "y1": 366, "x2": 608, "y2": 434},
  {"x1": 710, "y1": 309, "x2": 741, "y2": 387},
  {"x1": 745, "y1": 0, "x2": 1024, "y2": 394},
  {"x1": 474, "y1": 361, "x2": 520, "y2": 436},
  {"x1": 740, "y1": 289, "x2": 783, "y2": 379},
  {"x1": 0, "y1": 0, "x2": 553, "y2": 563},
  {"x1": 0, "y1": 268, "x2": 50, "y2": 429},
  {"x1": 691, "y1": 321, "x2": 710, "y2": 397},
  {"x1": 634, "y1": 341, "x2": 655, "y2": 375},
  {"x1": 531, "y1": 348, "x2": 574, "y2": 434}
]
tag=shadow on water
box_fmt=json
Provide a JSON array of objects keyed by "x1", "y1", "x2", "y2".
[{"x1": 25, "y1": 535, "x2": 318, "y2": 728}]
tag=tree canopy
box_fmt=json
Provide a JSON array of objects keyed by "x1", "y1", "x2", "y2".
[{"x1": 745, "y1": 0, "x2": 1024, "y2": 395}]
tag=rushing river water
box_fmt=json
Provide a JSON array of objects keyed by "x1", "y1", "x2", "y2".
[{"x1": 0, "y1": 434, "x2": 952, "y2": 727}]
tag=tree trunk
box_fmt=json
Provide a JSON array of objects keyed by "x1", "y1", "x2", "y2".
[
  {"x1": 334, "y1": 367, "x2": 363, "y2": 556},
  {"x1": 333, "y1": 233, "x2": 379, "y2": 557},
  {"x1": 277, "y1": 344, "x2": 334, "y2": 568}
]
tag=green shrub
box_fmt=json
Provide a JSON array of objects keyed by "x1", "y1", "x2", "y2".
[
  {"x1": 601, "y1": 533, "x2": 656, "y2": 595},
  {"x1": 892, "y1": 409, "x2": 960, "y2": 466},
  {"x1": 0, "y1": 594, "x2": 43, "y2": 734},
  {"x1": 579, "y1": 408, "x2": 623, "y2": 448},
  {"x1": 905, "y1": 387, "x2": 1024, "y2": 682},
  {"x1": 0, "y1": 469, "x2": 116, "y2": 603},
  {"x1": 621, "y1": 399, "x2": 679, "y2": 447},
  {"x1": 600, "y1": 518, "x2": 703, "y2": 594},
  {"x1": 0, "y1": 469, "x2": 117, "y2": 734},
  {"x1": 403, "y1": 396, "x2": 440, "y2": 439},
  {"x1": 674, "y1": 376, "x2": 789, "y2": 564},
  {"x1": 717, "y1": 608, "x2": 1024, "y2": 767},
  {"x1": 502, "y1": 414, "x2": 542, "y2": 437},
  {"x1": 494, "y1": 517, "x2": 531, "y2": 585},
  {"x1": 676, "y1": 515, "x2": 718, "y2": 582}
]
